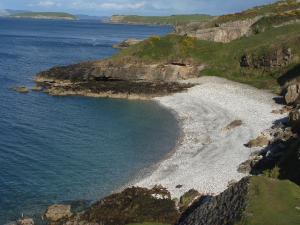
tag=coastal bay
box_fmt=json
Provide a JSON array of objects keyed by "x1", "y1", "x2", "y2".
[
  {"x1": 0, "y1": 18, "x2": 176, "y2": 224},
  {"x1": 3, "y1": 1, "x2": 300, "y2": 224}
]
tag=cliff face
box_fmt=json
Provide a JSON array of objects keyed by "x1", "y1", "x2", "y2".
[
  {"x1": 176, "y1": 18, "x2": 259, "y2": 43},
  {"x1": 177, "y1": 177, "x2": 250, "y2": 225},
  {"x1": 37, "y1": 60, "x2": 202, "y2": 82},
  {"x1": 35, "y1": 60, "x2": 199, "y2": 99}
]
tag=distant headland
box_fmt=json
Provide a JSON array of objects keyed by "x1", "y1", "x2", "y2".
[{"x1": 0, "y1": 10, "x2": 77, "y2": 20}]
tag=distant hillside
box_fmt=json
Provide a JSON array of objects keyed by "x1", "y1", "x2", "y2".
[
  {"x1": 76, "y1": 14, "x2": 108, "y2": 21},
  {"x1": 109, "y1": 14, "x2": 214, "y2": 25},
  {"x1": 0, "y1": 10, "x2": 9, "y2": 17},
  {"x1": 175, "y1": 0, "x2": 300, "y2": 43},
  {"x1": 9, "y1": 12, "x2": 77, "y2": 20}
]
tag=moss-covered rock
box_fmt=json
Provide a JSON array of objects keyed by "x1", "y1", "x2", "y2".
[
  {"x1": 178, "y1": 189, "x2": 201, "y2": 212},
  {"x1": 78, "y1": 186, "x2": 179, "y2": 225}
]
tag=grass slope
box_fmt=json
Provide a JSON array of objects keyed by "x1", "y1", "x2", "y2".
[
  {"x1": 238, "y1": 176, "x2": 300, "y2": 225},
  {"x1": 212, "y1": 0, "x2": 300, "y2": 25},
  {"x1": 115, "y1": 23, "x2": 300, "y2": 92},
  {"x1": 111, "y1": 14, "x2": 213, "y2": 25}
]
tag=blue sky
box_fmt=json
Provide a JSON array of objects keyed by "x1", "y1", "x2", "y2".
[{"x1": 0, "y1": 0, "x2": 279, "y2": 16}]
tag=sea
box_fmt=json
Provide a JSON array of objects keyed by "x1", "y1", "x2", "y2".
[{"x1": 0, "y1": 18, "x2": 178, "y2": 224}]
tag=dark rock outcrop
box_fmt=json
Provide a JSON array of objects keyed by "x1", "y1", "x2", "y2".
[
  {"x1": 59, "y1": 186, "x2": 179, "y2": 225},
  {"x1": 289, "y1": 107, "x2": 300, "y2": 132},
  {"x1": 176, "y1": 177, "x2": 250, "y2": 225},
  {"x1": 240, "y1": 47, "x2": 293, "y2": 69},
  {"x1": 36, "y1": 60, "x2": 202, "y2": 82},
  {"x1": 35, "y1": 59, "x2": 201, "y2": 99},
  {"x1": 178, "y1": 189, "x2": 201, "y2": 212}
]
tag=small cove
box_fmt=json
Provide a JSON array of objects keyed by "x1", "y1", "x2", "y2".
[{"x1": 0, "y1": 18, "x2": 178, "y2": 224}]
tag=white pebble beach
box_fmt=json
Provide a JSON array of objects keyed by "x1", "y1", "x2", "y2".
[{"x1": 135, "y1": 76, "x2": 286, "y2": 198}]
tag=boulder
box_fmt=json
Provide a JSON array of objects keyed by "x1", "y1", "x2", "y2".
[
  {"x1": 45, "y1": 204, "x2": 72, "y2": 222},
  {"x1": 113, "y1": 39, "x2": 142, "y2": 49},
  {"x1": 222, "y1": 120, "x2": 243, "y2": 132},
  {"x1": 31, "y1": 86, "x2": 43, "y2": 91},
  {"x1": 13, "y1": 86, "x2": 30, "y2": 94},
  {"x1": 289, "y1": 108, "x2": 300, "y2": 132},
  {"x1": 245, "y1": 135, "x2": 270, "y2": 148},
  {"x1": 272, "y1": 105, "x2": 293, "y2": 114},
  {"x1": 285, "y1": 83, "x2": 300, "y2": 105},
  {"x1": 17, "y1": 218, "x2": 34, "y2": 225},
  {"x1": 178, "y1": 189, "x2": 201, "y2": 212},
  {"x1": 238, "y1": 156, "x2": 263, "y2": 174}
]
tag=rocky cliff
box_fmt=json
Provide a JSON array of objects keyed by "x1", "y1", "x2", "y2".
[
  {"x1": 175, "y1": 18, "x2": 259, "y2": 43},
  {"x1": 177, "y1": 177, "x2": 250, "y2": 225},
  {"x1": 35, "y1": 59, "x2": 200, "y2": 99},
  {"x1": 175, "y1": 1, "x2": 300, "y2": 43}
]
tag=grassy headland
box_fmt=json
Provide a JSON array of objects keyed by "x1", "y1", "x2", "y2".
[
  {"x1": 109, "y1": 14, "x2": 213, "y2": 25},
  {"x1": 210, "y1": 0, "x2": 300, "y2": 26},
  {"x1": 114, "y1": 23, "x2": 300, "y2": 92}
]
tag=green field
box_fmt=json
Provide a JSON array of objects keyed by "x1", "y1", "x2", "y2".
[{"x1": 238, "y1": 176, "x2": 300, "y2": 225}]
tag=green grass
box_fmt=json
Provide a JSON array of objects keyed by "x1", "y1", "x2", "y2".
[
  {"x1": 251, "y1": 10, "x2": 300, "y2": 34},
  {"x1": 111, "y1": 14, "x2": 213, "y2": 25},
  {"x1": 10, "y1": 12, "x2": 76, "y2": 19},
  {"x1": 211, "y1": 0, "x2": 300, "y2": 25},
  {"x1": 114, "y1": 23, "x2": 300, "y2": 92},
  {"x1": 238, "y1": 176, "x2": 300, "y2": 225}
]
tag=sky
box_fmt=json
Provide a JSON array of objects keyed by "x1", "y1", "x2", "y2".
[{"x1": 0, "y1": 0, "x2": 279, "y2": 16}]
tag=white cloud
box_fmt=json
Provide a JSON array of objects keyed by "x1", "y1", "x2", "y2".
[
  {"x1": 71, "y1": 1, "x2": 146, "y2": 10},
  {"x1": 32, "y1": 0, "x2": 61, "y2": 7}
]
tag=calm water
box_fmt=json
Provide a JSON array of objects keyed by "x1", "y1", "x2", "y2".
[{"x1": 0, "y1": 18, "x2": 177, "y2": 224}]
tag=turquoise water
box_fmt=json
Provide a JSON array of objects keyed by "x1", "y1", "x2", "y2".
[{"x1": 0, "y1": 18, "x2": 178, "y2": 224}]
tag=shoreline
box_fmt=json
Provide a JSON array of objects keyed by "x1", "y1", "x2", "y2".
[{"x1": 134, "y1": 76, "x2": 286, "y2": 198}]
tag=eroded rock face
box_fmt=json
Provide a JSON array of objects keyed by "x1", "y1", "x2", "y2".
[
  {"x1": 36, "y1": 60, "x2": 202, "y2": 83},
  {"x1": 45, "y1": 204, "x2": 72, "y2": 222},
  {"x1": 176, "y1": 18, "x2": 259, "y2": 43},
  {"x1": 177, "y1": 177, "x2": 250, "y2": 225},
  {"x1": 240, "y1": 47, "x2": 293, "y2": 69}
]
